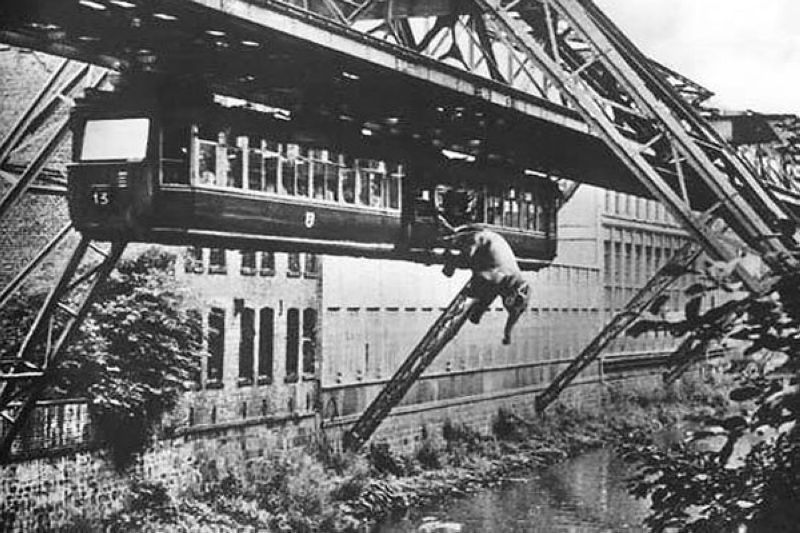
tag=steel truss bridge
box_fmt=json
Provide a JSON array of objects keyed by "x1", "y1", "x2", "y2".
[{"x1": 1, "y1": 0, "x2": 799, "y2": 456}]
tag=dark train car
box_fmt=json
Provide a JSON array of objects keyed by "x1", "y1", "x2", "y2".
[{"x1": 67, "y1": 82, "x2": 561, "y2": 269}]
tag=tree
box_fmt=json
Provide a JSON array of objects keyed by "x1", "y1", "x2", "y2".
[
  {"x1": 0, "y1": 248, "x2": 204, "y2": 468},
  {"x1": 623, "y1": 257, "x2": 800, "y2": 532}
]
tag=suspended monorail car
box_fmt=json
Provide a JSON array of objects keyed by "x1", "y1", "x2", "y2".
[{"x1": 67, "y1": 81, "x2": 561, "y2": 269}]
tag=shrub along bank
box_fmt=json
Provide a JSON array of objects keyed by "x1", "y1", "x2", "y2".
[{"x1": 62, "y1": 375, "x2": 729, "y2": 532}]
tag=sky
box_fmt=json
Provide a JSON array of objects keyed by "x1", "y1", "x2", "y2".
[{"x1": 594, "y1": 0, "x2": 800, "y2": 115}]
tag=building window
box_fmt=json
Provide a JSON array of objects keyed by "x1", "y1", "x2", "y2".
[
  {"x1": 603, "y1": 241, "x2": 612, "y2": 284},
  {"x1": 613, "y1": 242, "x2": 622, "y2": 284},
  {"x1": 209, "y1": 248, "x2": 227, "y2": 274},
  {"x1": 184, "y1": 246, "x2": 203, "y2": 274},
  {"x1": 207, "y1": 307, "x2": 225, "y2": 387},
  {"x1": 238, "y1": 306, "x2": 255, "y2": 386},
  {"x1": 240, "y1": 250, "x2": 256, "y2": 276},
  {"x1": 304, "y1": 253, "x2": 319, "y2": 278},
  {"x1": 258, "y1": 307, "x2": 274, "y2": 384},
  {"x1": 302, "y1": 308, "x2": 317, "y2": 376},
  {"x1": 187, "y1": 309, "x2": 203, "y2": 388},
  {"x1": 285, "y1": 308, "x2": 300, "y2": 382},
  {"x1": 287, "y1": 252, "x2": 301, "y2": 277},
  {"x1": 259, "y1": 251, "x2": 275, "y2": 276}
]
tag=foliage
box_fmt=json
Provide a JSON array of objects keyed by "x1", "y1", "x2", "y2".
[
  {"x1": 492, "y1": 406, "x2": 531, "y2": 441},
  {"x1": 252, "y1": 451, "x2": 358, "y2": 532},
  {"x1": 415, "y1": 426, "x2": 443, "y2": 470},
  {"x1": 624, "y1": 258, "x2": 800, "y2": 532},
  {"x1": 368, "y1": 441, "x2": 408, "y2": 476},
  {"x1": 1, "y1": 248, "x2": 204, "y2": 468}
]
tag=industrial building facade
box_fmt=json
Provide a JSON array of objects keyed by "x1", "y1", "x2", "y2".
[
  {"x1": 0, "y1": 46, "x2": 716, "y2": 458},
  {"x1": 170, "y1": 182, "x2": 696, "y2": 449}
]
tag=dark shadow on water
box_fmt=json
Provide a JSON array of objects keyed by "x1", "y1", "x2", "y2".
[{"x1": 376, "y1": 448, "x2": 650, "y2": 532}]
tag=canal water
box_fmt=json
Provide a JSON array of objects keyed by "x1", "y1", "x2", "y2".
[{"x1": 377, "y1": 448, "x2": 650, "y2": 532}]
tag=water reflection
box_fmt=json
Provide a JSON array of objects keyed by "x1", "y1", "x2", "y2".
[{"x1": 377, "y1": 449, "x2": 650, "y2": 532}]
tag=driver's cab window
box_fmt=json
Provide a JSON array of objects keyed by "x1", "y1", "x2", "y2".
[{"x1": 162, "y1": 121, "x2": 190, "y2": 184}]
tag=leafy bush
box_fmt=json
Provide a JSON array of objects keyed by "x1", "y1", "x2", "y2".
[
  {"x1": 367, "y1": 441, "x2": 407, "y2": 476},
  {"x1": 415, "y1": 426, "x2": 443, "y2": 470},
  {"x1": 624, "y1": 258, "x2": 800, "y2": 532},
  {"x1": 254, "y1": 452, "x2": 339, "y2": 531},
  {"x1": 492, "y1": 407, "x2": 530, "y2": 441},
  {"x1": 1, "y1": 248, "x2": 204, "y2": 468}
]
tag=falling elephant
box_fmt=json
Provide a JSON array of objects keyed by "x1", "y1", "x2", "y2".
[{"x1": 442, "y1": 225, "x2": 531, "y2": 345}]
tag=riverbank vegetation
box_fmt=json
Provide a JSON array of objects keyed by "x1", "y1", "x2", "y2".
[
  {"x1": 62, "y1": 373, "x2": 728, "y2": 532},
  {"x1": 622, "y1": 258, "x2": 800, "y2": 532}
]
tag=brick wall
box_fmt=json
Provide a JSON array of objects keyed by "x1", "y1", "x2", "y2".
[
  {"x1": 0, "y1": 416, "x2": 321, "y2": 532},
  {"x1": 0, "y1": 47, "x2": 76, "y2": 287}
]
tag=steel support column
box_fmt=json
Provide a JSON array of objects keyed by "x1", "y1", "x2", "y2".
[{"x1": 0, "y1": 238, "x2": 126, "y2": 462}]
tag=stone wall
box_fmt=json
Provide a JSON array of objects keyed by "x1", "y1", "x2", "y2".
[{"x1": 0, "y1": 412, "x2": 318, "y2": 532}]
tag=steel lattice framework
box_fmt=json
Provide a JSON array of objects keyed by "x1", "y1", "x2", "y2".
[{"x1": 0, "y1": 0, "x2": 798, "y2": 455}]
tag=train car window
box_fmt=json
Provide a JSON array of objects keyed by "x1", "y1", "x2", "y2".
[
  {"x1": 536, "y1": 197, "x2": 548, "y2": 233},
  {"x1": 388, "y1": 165, "x2": 402, "y2": 209},
  {"x1": 304, "y1": 253, "x2": 319, "y2": 277},
  {"x1": 226, "y1": 137, "x2": 244, "y2": 188},
  {"x1": 80, "y1": 118, "x2": 150, "y2": 161},
  {"x1": 207, "y1": 307, "x2": 225, "y2": 387},
  {"x1": 302, "y1": 308, "x2": 317, "y2": 376},
  {"x1": 287, "y1": 252, "x2": 301, "y2": 277},
  {"x1": 184, "y1": 246, "x2": 203, "y2": 273},
  {"x1": 341, "y1": 166, "x2": 356, "y2": 204},
  {"x1": 285, "y1": 308, "x2": 300, "y2": 383},
  {"x1": 356, "y1": 161, "x2": 370, "y2": 206},
  {"x1": 162, "y1": 123, "x2": 190, "y2": 184},
  {"x1": 296, "y1": 148, "x2": 309, "y2": 197},
  {"x1": 281, "y1": 144, "x2": 297, "y2": 195},
  {"x1": 324, "y1": 155, "x2": 339, "y2": 201},
  {"x1": 371, "y1": 173, "x2": 384, "y2": 208},
  {"x1": 209, "y1": 248, "x2": 227, "y2": 274},
  {"x1": 525, "y1": 192, "x2": 536, "y2": 231},
  {"x1": 197, "y1": 140, "x2": 217, "y2": 185},
  {"x1": 486, "y1": 190, "x2": 502, "y2": 225},
  {"x1": 239, "y1": 306, "x2": 255, "y2": 386},
  {"x1": 263, "y1": 144, "x2": 279, "y2": 193},
  {"x1": 310, "y1": 149, "x2": 326, "y2": 200},
  {"x1": 247, "y1": 139, "x2": 263, "y2": 191},
  {"x1": 260, "y1": 252, "x2": 275, "y2": 276},
  {"x1": 258, "y1": 307, "x2": 274, "y2": 384},
  {"x1": 521, "y1": 191, "x2": 533, "y2": 230},
  {"x1": 240, "y1": 250, "x2": 256, "y2": 275}
]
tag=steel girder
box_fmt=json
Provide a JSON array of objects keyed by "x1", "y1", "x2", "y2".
[{"x1": 0, "y1": 238, "x2": 126, "y2": 462}]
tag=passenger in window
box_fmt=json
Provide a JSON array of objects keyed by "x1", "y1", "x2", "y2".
[
  {"x1": 370, "y1": 178, "x2": 383, "y2": 207},
  {"x1": 358, "y1": 172, "x2": 370, "y2": 205},
  {"x1": 341, "y1": 168, "x2": 356, "y2": 203},
  {"x1": 439, "y1": 184, "x2": 477, "y2": 229},
  {"x1": 198, "y1": 143, "x2": 217, "y2": 185},
  {"x1": 442, "y1": 227, "x2": 531, "y2": 345},
  {"x1": 227, "y1": 142, "x2": 243, "y2": 188}
]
